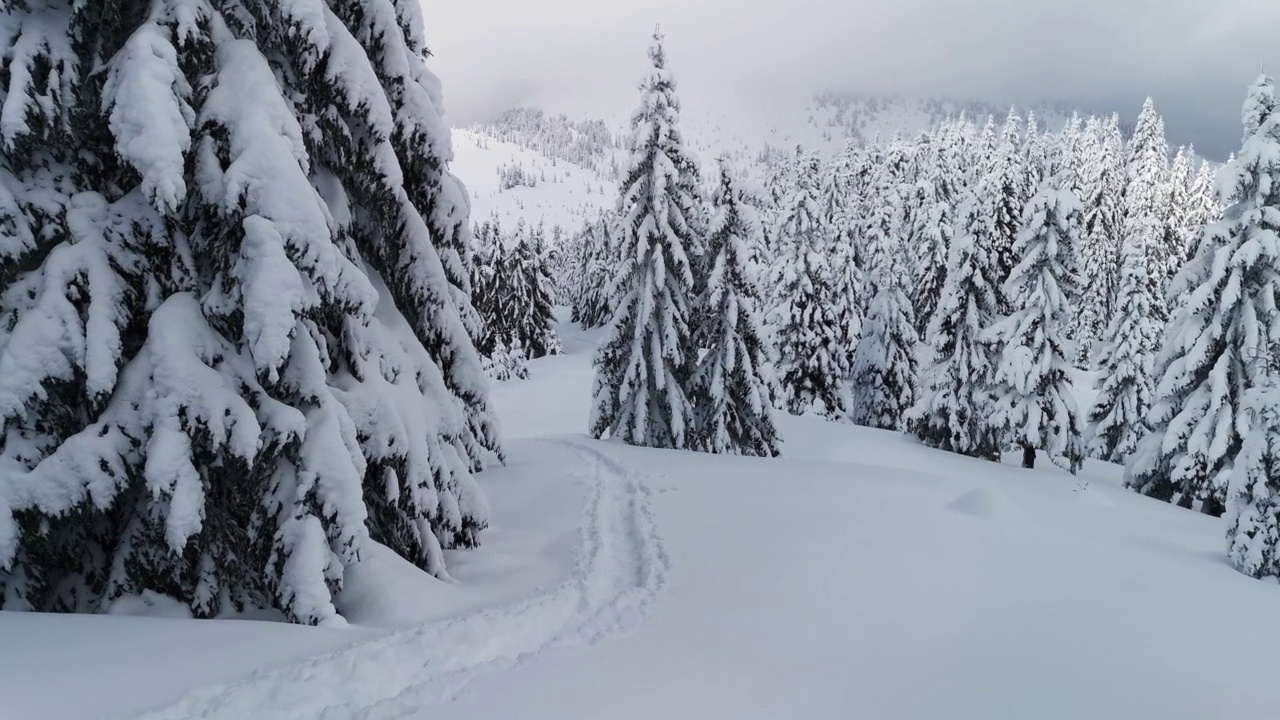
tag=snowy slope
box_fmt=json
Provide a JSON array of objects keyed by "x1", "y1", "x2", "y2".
[
  {"x1": 452, "y1": 129, "x2": 617, "y2": 234},
  {"x1": 9, "y1": 310, "x2": 1280, "y2": 719}
]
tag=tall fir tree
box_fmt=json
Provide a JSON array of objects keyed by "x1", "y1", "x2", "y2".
[
  {"x1": 1226, "y1": 371, "x2": 1280, "y2": 578},
  {"x1": 1184, "y1": 161, "x2": 1222, "y2": 261},
  {"x1": 911, "y1": 130, "x2": 958, "y2": 334},
  {"x1": 1162, "y1": 145, "x2": 1194, "y2": 302},
  {"x1": 908, "y1": 186, "x2": 1002, "y2": 459},
  {"x1": 512, "y1": 223, "x2": 560, "y2": 359},
  {"x1": 590, "y1": 30, "x2": 699, "y2": 449},
  {"x1": 849, "y1": 162, "x2": 919, "y2": 430},
  {"x1": 570, "y1": 211, "x2": 617, "y2": 329},
  {"x1": 1087, "y1": 187, "x2": 1162, "y2": 462},
  {"x1": 987, "y1": 108, "x2": 1027, "y2": 311},
  {"x1": 819, "y1": 151, "x2": 863, "y2": 376},
  {"x1": 1125, "y1": 97, "x2": 1173, "y2": 323},
  {"x1": 0, "y1": 0, "x2": 499, "y2": 623},
  {"x1": 690, "y1": 161, "x2": 781, "y2": 457},
  {"x1": 987, "y1": 174, "x2": 1084, "y2": 471},
  {"x1": 1071, "y1": 116, "x2": 1125, "y2": 366},
  {"x1": 768, "y1": 151, "x2": 845, "y2": 418},
  {"x1": 1127, "y1": 75, "x2": 1280, "y2": 517}
]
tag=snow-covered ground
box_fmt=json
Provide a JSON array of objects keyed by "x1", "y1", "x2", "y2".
[
  {"x1": 5, "y1": 310, "x2": 1279, "y2": 719},
  {"x1": 452, "y1": 129, "x2": 617, "y2": 233}
]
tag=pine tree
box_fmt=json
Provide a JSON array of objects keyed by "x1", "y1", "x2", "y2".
[
  {"x1": 850, "y1": 162, "x2": 919, "y2": 430},
  {"x1": 987, "y1": 174, "x2": 1084, "y2": 471},
  {"x1": 1227, "y1": 371, "x2": 1280, "y2": 578},
  {"x1": 1184, "y1": 161, "x2": 1222, "y2": 260},
  {"x1": 911, "y1": 131, "x2": 957, "y2": 334},
  {"x1": 513, "y1": 223, "x2": 560, "y2": 359},
  {"x1": 819, "y1": 152, "x2": 862, "y2": 376},
  {"x1": 590, "y1": 30, "x2": 699, "y2": 448},
  {"x1": 1087, "y1": 191, "x2": 1161, "y2": 463},
  {"x1": 769, "y1": 152, "x2": 845, "y2": 417},
  {"x1": 1162, "y1": 145, "x2": 1193, "y2": 301},
  {"x1": 987, "y1": 108, "x2": 1026, "y2": 311},
  {"x1": 570, "y1": 212, "x2": 617, "y2": 329},
  {"x1": 1125, "y1": 97, "x2": 1173, "y2": 323},
  {"x1": 1127, "y1": 75, "x2": 1280, "y2": 516},
  {"x1": 1072, "y1": 116, "x2": 1125, "y2": 366},
  {"x1": 690, "y1": 161, "x2": 781, "y2": 457},
  {"x1": 908, "y1": 186, "x2": 1002, "y2": 459},
  {"x1": 0, "y1": 0, "x2": 498, "y2": 624}
]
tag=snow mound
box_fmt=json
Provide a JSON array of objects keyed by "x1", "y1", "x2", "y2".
[{"x1": 947, "y1": 488, "x2": 1015, "y2": 520}]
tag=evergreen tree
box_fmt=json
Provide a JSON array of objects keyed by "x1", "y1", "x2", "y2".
[
  {"x1": 850, "y1": 165, "x2": 919, "y2": 430},
  {"x1": 1087, "y1": 183, "x2": 1162, "y2": 463},
  {"x1": 1226, "y1": 371, "x2": 1280, "y2": 578},
  {"x1": 1072, "y1": 117, "x2": 1124, "y2": 366},
  {"x1": 908, "y1": 186, "x2": 1002, "y2": 459},
  {"x1": 987, "y1": 108, "x2": 1026, "y2": 311},
  {"x1": 570, "y1": 212, "x2": 617, "y2": 329},
  {"x1": 768, "y1": 152, "x2": 845, "y2": 417},
  {"x1": 1125, "y1": 97, "x2": 1173, "y2": 322},
  {"x1": 987, "y1": 174, "x2": 1084, "y2": 471},
  {"x1": 590, "y1": 30, "x2": 699, "y2": 448},
  {"x1": 513, "y1": 223, "x2": 560, "y2": 359},
  {"x1": 690, "y1": 161, "x2": 781, "y2": 457},
  {"x1": 0, "y1": 0, "x2": 498, "y2": 623},
  {"x1": 1127, "y1": 75, "x2": 1280, "y2": 516},
  {"x1": 911, "y1": 131, "x2": 957, "y2": 334},
  {"x1": 1184, "y1": 161, "x2": 1222, "y2": 260},
  {"x1": 1162, "y1": 145, "x2": 1193, "y2": 300},
  {"x1": 818, "y1": 152, "x2": 862, "y2": 376}
]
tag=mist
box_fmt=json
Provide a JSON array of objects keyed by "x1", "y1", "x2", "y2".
[{"x1": 425, "y1": 0, "x2": 1280, "y2": 159}]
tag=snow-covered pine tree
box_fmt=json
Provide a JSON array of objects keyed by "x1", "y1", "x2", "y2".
[
  {"x1": 1087, "y1": 162, "x2": 1163, "y2": 463},
  {"x1": 768, "y1": 151, "x2": 845, "y2": 417},
  {"x1": 570, "y1": 211, "x2": 617, "y2": 329},
  {"x1": 690, "y1": 160, "x2": 781, "y2": 457},
  {"x1": 1162, "y1": 145, "x2": 1193, "y2": 301},
  {"x1": 1226, "y1": 370, "x2": 1280, "y2": 578},
  {"x1": 1022, "y1": 111, "x2": 1046, "y2": 193},
  {"x1": 849, "y1": 160, "x2": 918, "y2": 430},
  {"x1": 972, "y1": 116, "x2": 998, "y2": 189},
  {"x1": 471, "y1": 217, "x2": 509, "y2": 358},
  {"x1": 987, "y1": 108, "x2": 1027, "y2": 311},
  {"x1": 908, "y1": 185, "x2": 1002, "y2": 459},
  {"x1": 0, "y1": 0, "x2": 498, "y2": 624},
  {"x1": 819, "y1": 152, "x2": 863, "y2": 376},
  {"x1": 1184, "y1": 161, "x2": 1222, "y2": 261},
  {"x1": 1071, "y1": 117, "x2": 1124, "y2": 366},
  {"x1": 513, "y1": 223, "x2": 560, "y2": 359},
  {"x1": 987, "y1": 173, "x2": 1084, "y2": 471},
  {"x1": 590, "y1": 29, "x2": 699, "y2": 448},
  {"x1": 1126, "y1": 75, "x2": 1280, "y2": 517},
  {"x1": 1125, "y1": 97, "x2": 1173, "y2": 323},
  {"x1": 907, "y1": 135, "x2": 951, "y2": 334}
]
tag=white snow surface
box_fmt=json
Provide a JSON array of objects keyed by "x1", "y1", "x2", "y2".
[
  {"x1": 2, "y1": 312, "x2": 1278, "y2": 719},
  {"x1": 451, "y1": 129, "x2": 617, "y2": 233}
]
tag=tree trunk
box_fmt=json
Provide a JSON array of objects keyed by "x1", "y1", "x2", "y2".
[{"x1": 1021, "y1": 443, "x2": 1036, "y2": 469}]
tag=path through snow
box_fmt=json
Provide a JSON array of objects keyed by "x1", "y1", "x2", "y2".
[{"x1": 125, "y1": 438, "x2": 668, "y2": 720}]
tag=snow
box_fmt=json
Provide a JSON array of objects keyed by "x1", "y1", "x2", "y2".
[
  {"x1": 451, "y1": 129, "x2": 617, "y2": 233},
  {"x1": 6, "y1": 308, "x2": 1280, "y2": 719}
]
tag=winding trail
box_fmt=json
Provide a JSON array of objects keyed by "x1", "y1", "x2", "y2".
[{"x1": 127, "y1": 438, "x2": 668, "y2": 720}]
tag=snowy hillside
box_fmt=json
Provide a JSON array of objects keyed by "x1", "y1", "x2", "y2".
[
  {"x1": 7, "y1": 310, "x2": 1279, "y2": 720},
  {"x1": 452, "y1": 129, "x2": 617, "y2": 233}
]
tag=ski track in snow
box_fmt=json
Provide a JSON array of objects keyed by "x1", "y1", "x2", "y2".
[{"x1": 123, "y1": 439, "x2": 669, "y2": 720}]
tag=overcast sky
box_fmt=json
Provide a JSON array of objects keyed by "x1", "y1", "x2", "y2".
[{"x1": 426, "y1": 0, "x2": 1280, "y2": 159}]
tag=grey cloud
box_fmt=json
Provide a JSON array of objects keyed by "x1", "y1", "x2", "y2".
[{"x1": 426, "y1": 0, "x2": 1280, "y2": 159}]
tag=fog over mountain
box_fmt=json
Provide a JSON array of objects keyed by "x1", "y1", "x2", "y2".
[{"x1": 427, "y1": 0, "x2": 1280, "y2": 159}]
